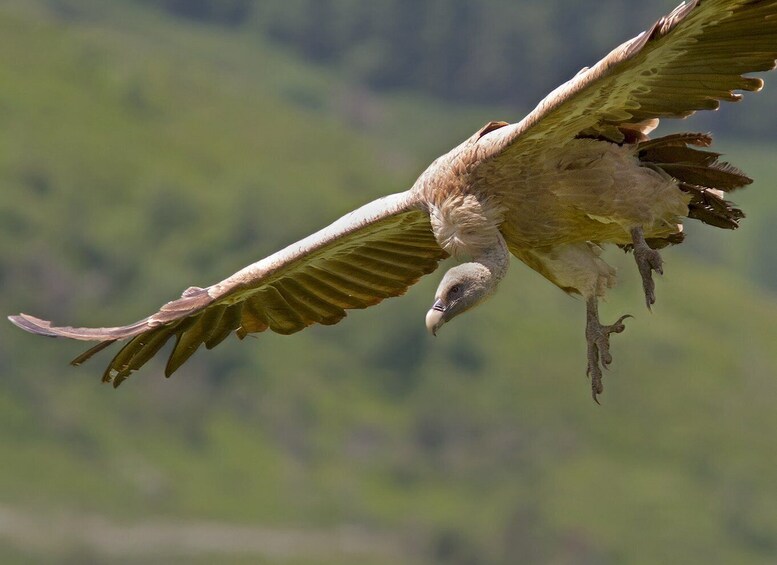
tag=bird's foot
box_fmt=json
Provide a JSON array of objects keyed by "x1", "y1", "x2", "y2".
[
  {"x1": 631, "y1": 227, "x2": 663, "y2": 309},
  {"x1": 586, "y1": 298, "x2": 631, "y2": 403}
]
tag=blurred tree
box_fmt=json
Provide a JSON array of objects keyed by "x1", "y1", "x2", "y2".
[
  {"x1": 131, "y1": 0, "x2": 684, "y2": 108},
  {"x1": 137, "y1": 0, "x2": 253, "y2": 26}
]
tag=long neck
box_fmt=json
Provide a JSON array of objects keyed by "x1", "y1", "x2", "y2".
[{"x1": 473, "y1": 231, "x2": 510, "y2": 293}]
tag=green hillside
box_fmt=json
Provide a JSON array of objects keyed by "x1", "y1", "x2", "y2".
[{"x1": 2, "y1": 1, "x2": 777, "y2": 563}]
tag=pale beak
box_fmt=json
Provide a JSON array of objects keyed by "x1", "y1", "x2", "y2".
[{"x1": 425, "y1": 299, "x2": 446, "y2": 336}]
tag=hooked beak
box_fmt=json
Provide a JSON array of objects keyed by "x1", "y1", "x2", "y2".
[{"x1": 425, "y1": 299, "x2": 446, "y2": 336}]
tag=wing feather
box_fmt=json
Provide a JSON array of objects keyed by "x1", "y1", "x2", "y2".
[
  {"x1": 164, "y1": 305, "x2": 231, "y2": 379},
  {"x1": 108, "y1": 325, "x2": 180, "y2": 386},
  {"x1": 256, "y1": 286, "x2": 309, "y2": 334},
  {"x1": 275, "y1": 278, "x2": 348, "y2": 324},
  {"x1": 9, "y1": 191, "x2": 446, "y2": 383},
  {"x1": 206, "y1": 304, "x2": 243, "y2": 349},
  {"x1": 293, "y1": 272, "x2": 365, "y2": 309}
]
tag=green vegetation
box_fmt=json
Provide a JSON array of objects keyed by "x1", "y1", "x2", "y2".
[{"x1": 2, "y1": 1, "x2": 777, "y2": 563}]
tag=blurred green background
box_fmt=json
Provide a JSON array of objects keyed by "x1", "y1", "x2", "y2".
[{"x1": 2, "y1": 0, "x2": 777, "y2": 563}]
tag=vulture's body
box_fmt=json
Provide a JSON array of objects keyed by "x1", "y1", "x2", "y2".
[{"x1": 10, "y1": 0, "x2": 777, "y2": 399}]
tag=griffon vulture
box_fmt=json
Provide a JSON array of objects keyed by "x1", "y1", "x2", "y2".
[{"x1": 10, "y1": 0, "x2": 777, "y2": 400}]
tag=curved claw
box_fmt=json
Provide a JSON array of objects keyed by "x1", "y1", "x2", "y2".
[
  {"x1": 585, "y1": 309, "x2": 633, "y2": 403},
  {"x1": 611, "y1": 314, "x2": 633, "y2": 333},
  {"x1": 631, "y1": 227, "x2": 664, "y2": 310}
]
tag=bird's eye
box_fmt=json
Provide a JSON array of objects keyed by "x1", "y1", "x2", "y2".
[{"x1": 450, "y1": 284, "x2": 461, "y2": 295}]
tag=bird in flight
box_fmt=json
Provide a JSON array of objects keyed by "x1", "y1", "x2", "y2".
[{"x1": 10, "y1": 0, "x2": 777, "y2": 400}]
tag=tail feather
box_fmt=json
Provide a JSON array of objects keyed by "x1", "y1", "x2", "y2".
[
  {"x1": 638, "y1": 133, "x2": 750, "y2": 241},
  {"x1": 659, "y1": 162, "x2": 752, "y2": 193}
]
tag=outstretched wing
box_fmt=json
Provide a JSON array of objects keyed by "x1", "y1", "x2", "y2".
[
  {"x1": 9, "y1": 191, "x2": 446, "y2": 386},
  {"x1": 480, "y1": 0, "x2": 777, "y2": 159}
]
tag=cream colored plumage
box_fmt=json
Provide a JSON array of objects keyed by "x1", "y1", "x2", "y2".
[{"x1": 10, "y1": 0, "x2": 777, "y2": 399}]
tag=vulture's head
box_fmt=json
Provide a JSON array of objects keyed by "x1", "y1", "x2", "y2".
[{"x1": 425, "y1": 262, "x2": 497, "y2": 336}]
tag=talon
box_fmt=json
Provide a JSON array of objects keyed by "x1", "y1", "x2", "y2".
[
  {"x1": 612, "y1": 314, "x2": 633, "y2": 333},
  {"x1": 585, "y1": 298, "x2": 630, "y2": 402},
  {"x1": 631, "y1": 227, "x2": 663, "y2": 310},
  {"x1": 590, "y1": 369, "x2": 604, "y2": 403}
]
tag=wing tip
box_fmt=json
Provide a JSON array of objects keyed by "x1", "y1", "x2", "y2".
[{"x1": 8, "y1": 313, "x2": 59, "y2": 337}]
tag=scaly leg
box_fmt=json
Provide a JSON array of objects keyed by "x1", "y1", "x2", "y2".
[
  {"x1": 586, "y1": 297, "x2": 631, "y2": 403},
  {"x1": 631, "y1": 227, "x2": 663, "y2": 309}
]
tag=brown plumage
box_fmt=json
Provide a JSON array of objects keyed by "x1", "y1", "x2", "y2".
[{"x1": 9, "y1": 0, "x2": 777, "y2": 399}]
